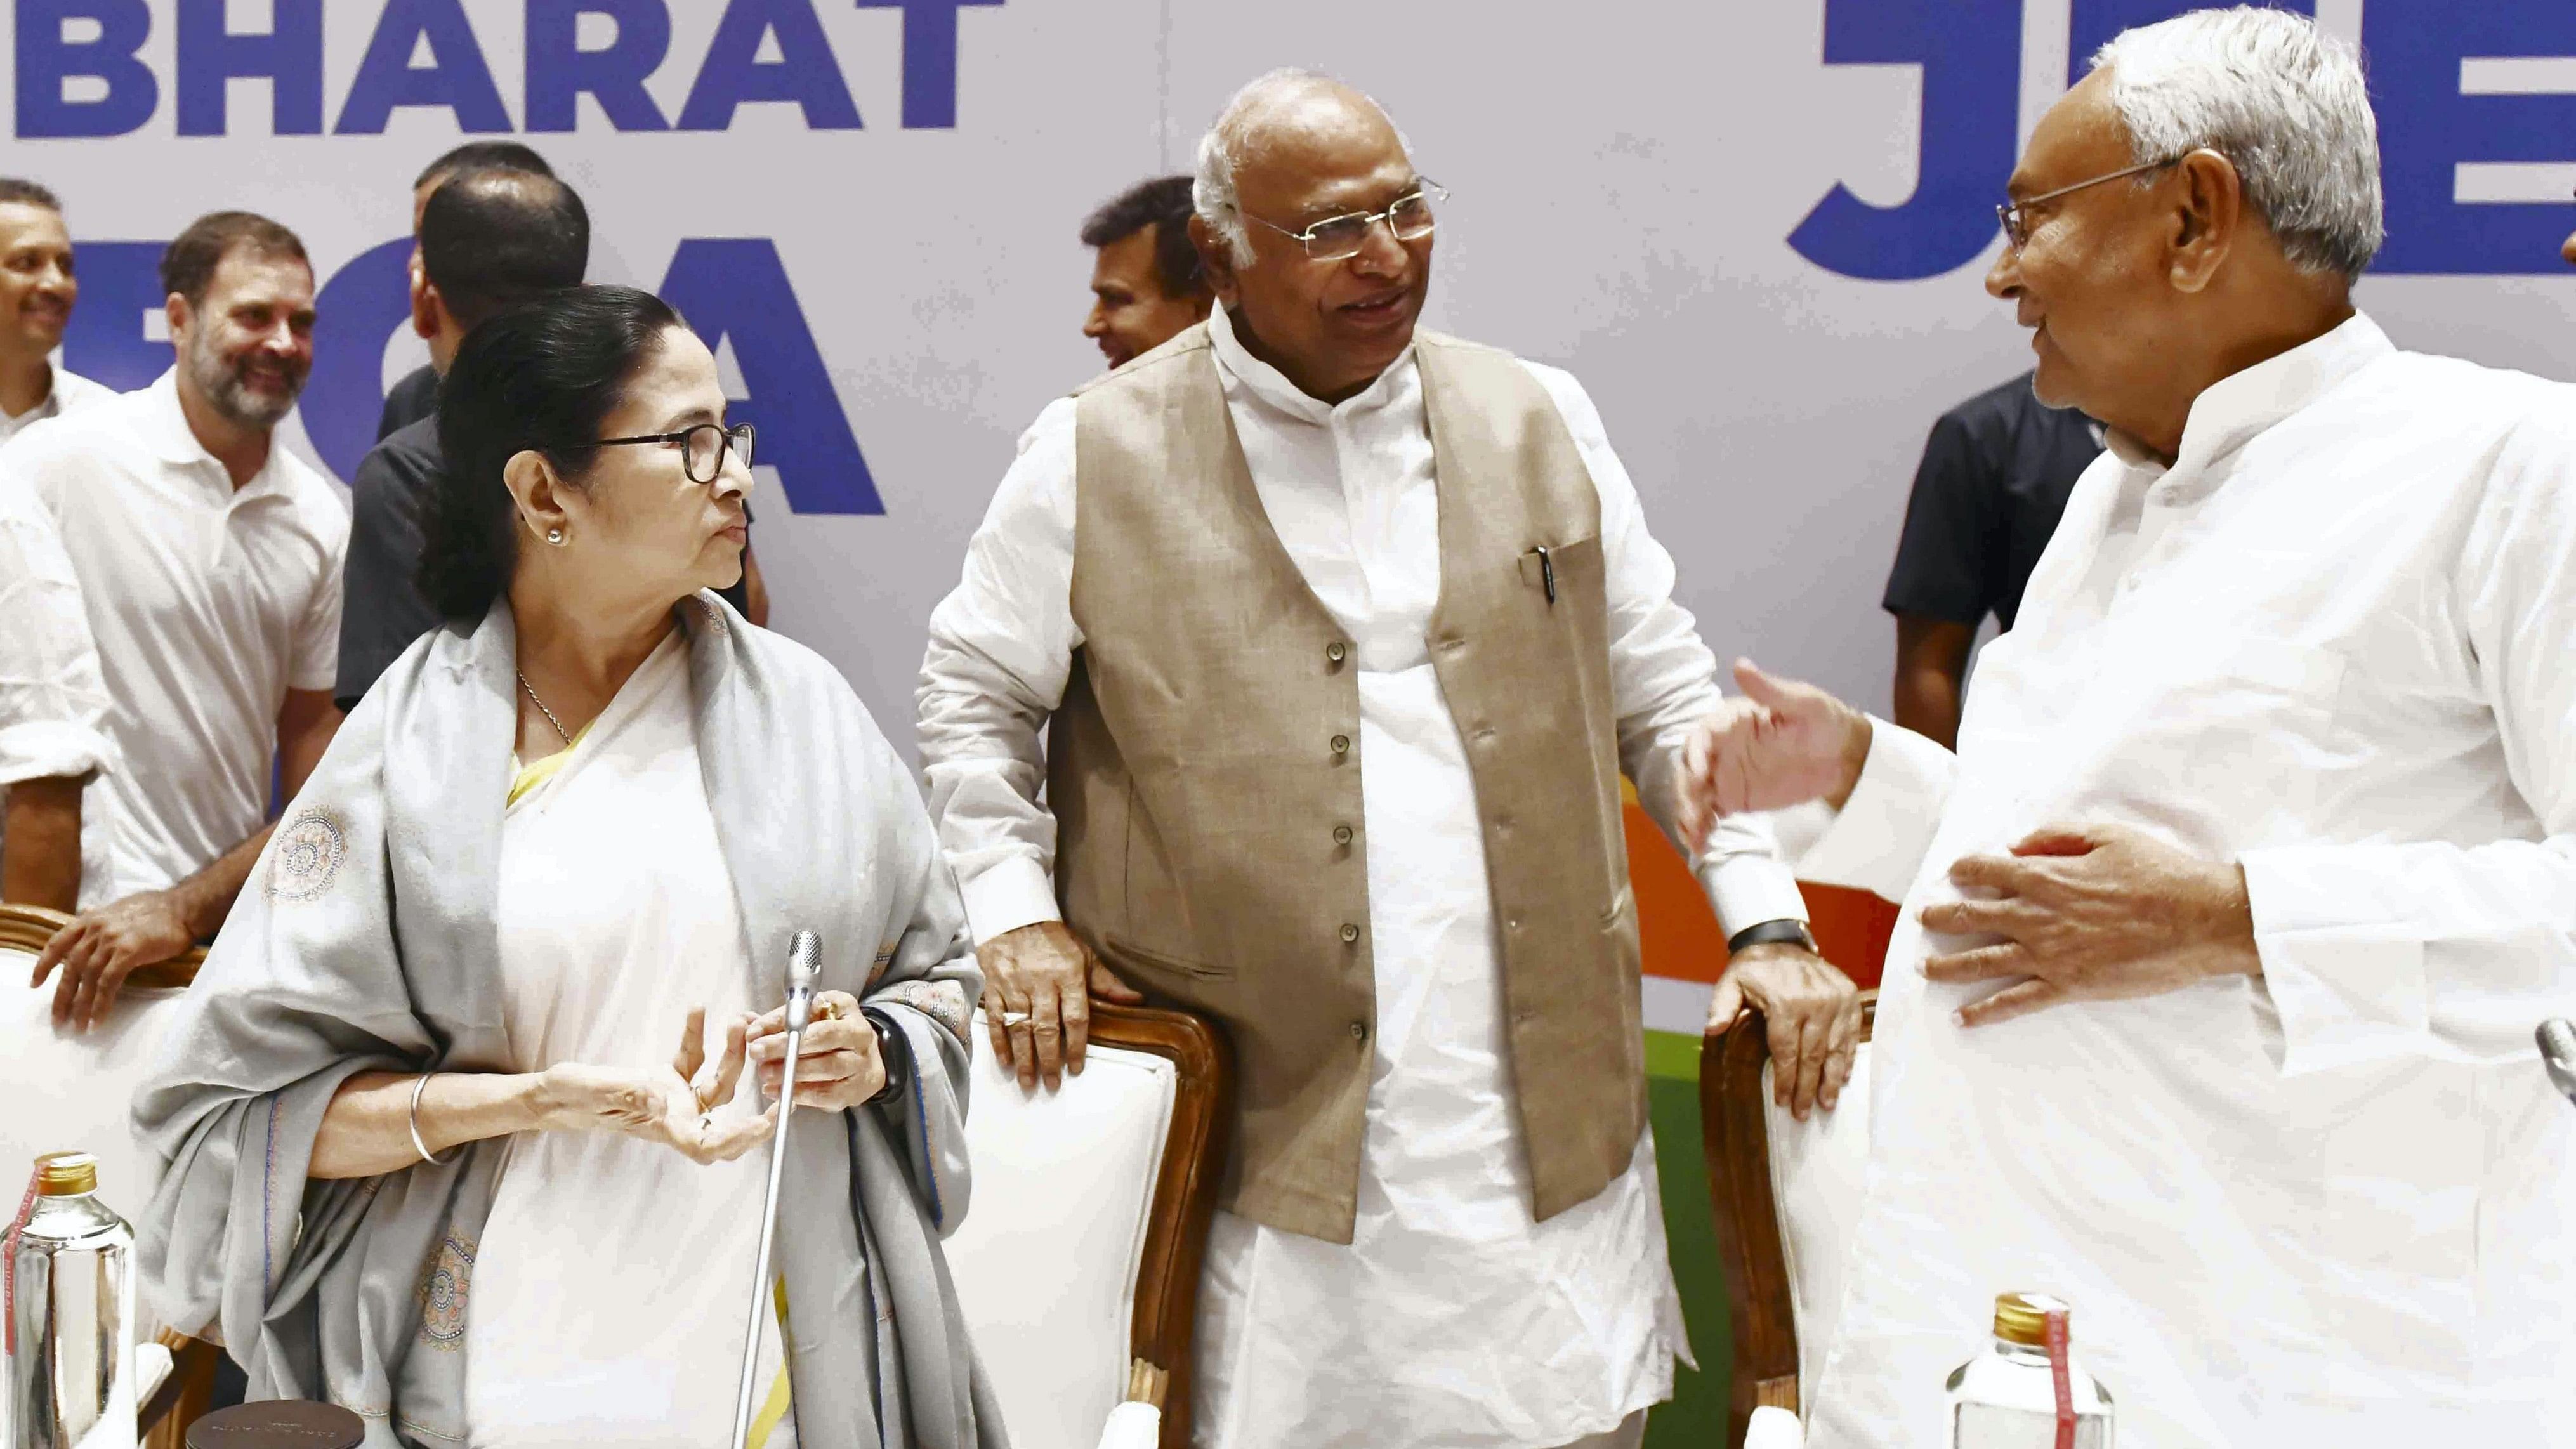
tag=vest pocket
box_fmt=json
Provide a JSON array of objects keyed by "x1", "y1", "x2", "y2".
[{"x1": 1103, "y1": 936, "x2": 1235, "y2": 982}]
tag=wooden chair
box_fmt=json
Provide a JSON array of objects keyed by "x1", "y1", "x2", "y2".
[
  {"x1": 1700, "y1": 991, "x2": 1879, "y2": 1449},
  {"x1": 944, "y1": 1002, "x2": 1231, "y2": 1449},
  {"x1": 0, "y1": 904, "x2": 219, "y2": 1449}
]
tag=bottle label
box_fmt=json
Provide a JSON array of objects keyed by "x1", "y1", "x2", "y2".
[
  {"x1": 2044, "y1": 1309, "x2": 2074, "y2": 1449},
  {"x1": 4, "y1": 1160, "x2": 41, "y2": 1355}
]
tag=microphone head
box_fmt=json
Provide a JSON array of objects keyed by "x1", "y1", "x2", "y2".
[
  {"x1": 2539, "y1": 1020, "x2": 2576, "y2": 1105},
  {"x1": 787, "y1": 930, "x2": 822, "y2": 992}
]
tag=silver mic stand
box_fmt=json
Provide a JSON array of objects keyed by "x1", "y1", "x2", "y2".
[
  {"x1": 2540, "y1": 1019, "x2": 2576, "y2": 1107},
  {"x1": 733, "y1": 929, "x2": 822, "y2": 1449}
]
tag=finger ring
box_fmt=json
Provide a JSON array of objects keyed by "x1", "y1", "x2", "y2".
[{"x1": 999, "y1": 1009, "x2": 1032, "y2": 1026}]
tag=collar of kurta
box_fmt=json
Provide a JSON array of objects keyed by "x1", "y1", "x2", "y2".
[
  {"x1": 2105, "y1": 310, "x2": 2395, "y2": 476},
  {"x1": 1207, "y1": 299, "x2": 1421, "y2": 427},
  {"x1": 135, "y1": 367, "x2": 294, "y2": 506}
]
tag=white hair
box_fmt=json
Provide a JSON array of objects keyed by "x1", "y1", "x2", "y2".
[
  {"x1": 1192, "y1": 69, "x2": 1404, "y2": 268},
  {"x1": 2091, "y1": 6, "x2": 2382, "y2": 282}
]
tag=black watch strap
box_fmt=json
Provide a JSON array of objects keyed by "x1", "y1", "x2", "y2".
[
  {"x1": 1726, "y1": 917, "x2": 1817, "y2": 955},
  {"x1": 860, "y1": 1004, "x2": 911, "y2": 1106}
]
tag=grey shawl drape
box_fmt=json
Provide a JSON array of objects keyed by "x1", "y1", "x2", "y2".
[{"x1": 133, "y1": 595, "x2": 1008, "y2": 1449}]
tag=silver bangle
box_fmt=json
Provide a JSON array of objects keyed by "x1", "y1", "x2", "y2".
[{"x1": 409, "y1": 1072, "x2": 455, "y2": 1165}]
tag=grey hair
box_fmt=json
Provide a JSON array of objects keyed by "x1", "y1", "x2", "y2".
[
  {"x1": 2091, "y1": 6, "x2": 2382, "y2": 282},
  {"x1": 1192, "y1": 69, "x2": 1403, "y2": 267}
]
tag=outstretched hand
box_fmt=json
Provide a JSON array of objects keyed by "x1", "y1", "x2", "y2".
[
  {"x1": 1677, "y1": 660, "x2": 1874, "y2": 848},
  {"x1": 528, "y1": 1007, "x2": 774, "y2": 1164}
]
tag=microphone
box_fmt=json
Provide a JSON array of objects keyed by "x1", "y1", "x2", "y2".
[
  {"x1": 2540, "y1": 1020, "x2": 2576, "y2": 1108},
  {"x1": 734, "y1": 930, "x2": 824, "y2": 1449}
]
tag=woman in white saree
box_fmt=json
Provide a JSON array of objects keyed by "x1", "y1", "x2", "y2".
[{"x1": 135, "y1": 285, "x2": 1004, "y2": 1449}]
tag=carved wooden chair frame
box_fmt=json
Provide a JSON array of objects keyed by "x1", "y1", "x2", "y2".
[
  {"x1": 1, "y1": 904, "x2": 216, "y2": 1449},
  {"x1": 1699, "y1": 990, "x2": 1878, "y2": 1448},
  {"x1": 990, "y1": 999, "x2": 1231, "y2": 1449}
]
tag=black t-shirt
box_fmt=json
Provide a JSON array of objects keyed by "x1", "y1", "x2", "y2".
[
  {"x1": 376, "y1": 363, "x2": 440, "y2": 443},
  {"x1": 1881, "y1": 371, "x2": 2104, "y2": 633},
  {"x1": 334, "y1": 416, "x2": 762, "y2": 712}
]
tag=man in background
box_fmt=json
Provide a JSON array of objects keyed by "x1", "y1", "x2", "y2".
[
  {"x1": 1079, "y1": 174, "x2": 1211, "y2": 369},
  {"x1": 1881, "y1": 372, "x2": 2101, "y2": 747},
  {"x1": 0, "y1": 180, "x2": 110, "y2": 443},
  {"x1": 3, "y1": 213, "x2": 342, "y2": 1030},
  {"x1": 336, "y1": 169, "x2": 590, "y2": 712},
  {"x1": 377, "y1": 141, "x2": 555, "y2": 441},
  {"x1": 0, "y1": 178, "x2": 118, "y2": 910}
]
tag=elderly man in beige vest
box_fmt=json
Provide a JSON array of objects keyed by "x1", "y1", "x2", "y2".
[{"x1": 918, "y1": 69, "x2": 1861, "y2": 1449}]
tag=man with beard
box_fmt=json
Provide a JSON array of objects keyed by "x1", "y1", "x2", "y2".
[
  {"x1": 1, "y1": 212, "x2": 343, "y2": 1031},
  {"x1": 921, "y1": 69, "x2": 1858, "y2": 1449}
]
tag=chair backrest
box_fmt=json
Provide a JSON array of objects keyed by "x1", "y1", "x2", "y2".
[
  {"x1": 944, "y1": 1004, "x2": 1229, "y2": 1449},
  {"x1": 0, "y1": 907, "x2": 201, "y2": 1323},
  {"x1": 1699, "y1": 992, "x2": 1876, "y2": 1448}
]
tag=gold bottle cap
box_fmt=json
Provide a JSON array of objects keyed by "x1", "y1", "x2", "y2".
[
  {"x1": 1993, "y1": 1290, "x2": 2071, "y2": 1347},
  {"x1": 35, "y1": 1151, "x2": 98, "y2": 1197}
]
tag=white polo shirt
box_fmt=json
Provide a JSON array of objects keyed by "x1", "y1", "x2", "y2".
[
  {"x1": 0, "y1": 370, "x2": 346, "y2": 902},
  {"x1": 0, "y1": 363, "x2": 114, "y2": 448}
]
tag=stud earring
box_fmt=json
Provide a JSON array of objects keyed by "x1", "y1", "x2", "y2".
[{"x1": 546, "y1": 528, "x2": 565, "y2": 545}]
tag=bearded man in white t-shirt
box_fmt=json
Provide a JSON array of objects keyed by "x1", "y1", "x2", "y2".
[{"x1": 3, "y1": 211, "x2": 345, "y2": 1032}]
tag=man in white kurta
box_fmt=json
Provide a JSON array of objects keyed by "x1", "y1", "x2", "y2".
[
  {"x1": 921, "y1": 71, "x2": 1861, "y2": 1449},
  {"x1": 1683, "y1": 13, "x2": 2576, "y2": 1446}
]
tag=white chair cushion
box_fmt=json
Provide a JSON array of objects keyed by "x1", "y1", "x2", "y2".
[
  {"x1": 0, "y1": 948, "x2": 193, "y2": 1338},
  {"x1": 945, "y1": 1013, "x2": 1176, "y2": 1449},
  {"x1": 1763, "y1": 1042, "x2": 1874, "y2": 1405}
]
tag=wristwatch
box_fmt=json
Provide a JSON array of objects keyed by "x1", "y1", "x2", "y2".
[
  {"x1": 1726, "y1": 917, "x2": 1818, "y2": 955},
  {"x1": 860, "y1": 1005, "x2": 911, "y2": 1106}
]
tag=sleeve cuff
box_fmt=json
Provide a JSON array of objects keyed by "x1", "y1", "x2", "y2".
[
  {"x1": 1699, "y1": 853, "x2": 1809, "y2": 938},
  {"x1": 958, "y1": 855, "x2": 1062, "y2": 948},
  {"x1": 0, "y1": 720, "x2": 114, "y2": 787},
  {"x1": 2240, "y1": 845, "x2": 2430, "y2": 1076},
  {"x1": 1796, "y1": 715, "x2": 1954, "y2": 902}
]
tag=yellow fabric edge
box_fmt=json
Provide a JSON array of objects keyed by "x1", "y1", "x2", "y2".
[
  {"x1": 747, "y1": 1275, "x2": 792, "y2": 1449},
  {"x1": 503, "y1": 717, "x2": 596, "y2": 807}
]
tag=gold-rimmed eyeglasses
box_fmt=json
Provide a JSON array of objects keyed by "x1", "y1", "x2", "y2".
[
  {"x1": 1241, "y1": 180, "x2": 1447, "y2": 262},
  {"x1": 597, "y1": 421, "x2": 755, "y2": 484},
  {"x1": 1996, "y1": 158, "x2": 2181, "y2": 250}
]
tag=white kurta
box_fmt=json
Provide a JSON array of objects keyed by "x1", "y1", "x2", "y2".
[
  {"x1": 1799, "y1": 315, "x2": 2576, "y2": 1447},
  {"x1": 465, "y1": 633, "x2": 794, "y2": 1448},
  {"x1": 919, "y1": 308, "x2": 1806, "y2": 1448}
]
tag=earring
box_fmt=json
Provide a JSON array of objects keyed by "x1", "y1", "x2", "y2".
[{"x1": 546, "y1": 527, "x2": 565, "y2": 546}]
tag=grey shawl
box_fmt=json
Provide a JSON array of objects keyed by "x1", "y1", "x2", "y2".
[{"x1": 133, "y1": 596, "x2": 1008, "y2": 1449}]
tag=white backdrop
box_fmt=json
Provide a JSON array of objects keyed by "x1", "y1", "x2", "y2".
[{"x1": 11, "y1": 0, "x2": 2574, "y2": 756}]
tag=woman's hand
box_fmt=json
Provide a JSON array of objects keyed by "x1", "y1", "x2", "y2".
[
  {"x1": 746, "y1": 992, "x2": 886, "y2": 1112},
  {"x1": 527, "y1": 1007, "x2": 774, "y2": 1164}
]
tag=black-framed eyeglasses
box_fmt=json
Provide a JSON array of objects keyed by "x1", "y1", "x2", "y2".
[
  {"x1": 596, "y1": 421, "x2": 755, "y2": 484},
  {"x1": 1995, "y1": 158, "x2": 2182, "y2": 250},
  {"x1": 1242, "y1": 180, "x2": 1448, "y2": 262}
]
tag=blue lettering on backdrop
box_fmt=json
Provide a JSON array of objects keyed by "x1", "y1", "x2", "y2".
[
  {"x1": 1785, "y1": 0, "x2": 2022, "y2": 282},
  {"x1": 853, "y1": 0, "x2": 1003, "y2": 130},
  {"x1": 16, "y1": 0, "x2": 157, "y2": 140},
  {"x1": 302, "y1": 239, "x2": 421, "y2": 487},
  {"x1": 59, "y1": 242, "x2": 172, "y2": 390},
  {"x1": 178, "y1": 0, "x2": 324, "y2": 135},
  {"x1": 677, "y1": 0, "x2": 865, "y2": 131},
  {"x1": 2369, "y1": 0, "x2": 2576, "y2": 276},
  {"x1": 335, "y1": 0, "x2": 513, "y2": 134},
  {"x1": 526, "y1": 0, "x2": 673, "y2": 131},
  {"x1": 660, "y1": 239, "x2": 883, "y2": 514}
]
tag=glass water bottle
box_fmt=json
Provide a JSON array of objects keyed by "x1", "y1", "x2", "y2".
[
  {"x1": 6, "y1": 1152, "x2": 138, "y2": 1449},
  {"x1": 1942, "y1": 1291, "x2": 2115, "y2": 1449}
]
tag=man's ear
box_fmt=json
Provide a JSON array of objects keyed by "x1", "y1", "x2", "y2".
[
  {"x1": 2167, "y1": 148, "x2": 2242, "y2": 295},
  {"x1": 163, "y1": 292, "x2": 191, "y2": 349},
  {"x1": 412, "y1": 267, "x2": 440, "y2": 343},
  {"x1": 1187, "y1": 214, "x2": 1241, "y2": 308}
]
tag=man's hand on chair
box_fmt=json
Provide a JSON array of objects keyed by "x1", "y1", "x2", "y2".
[
  {"x1": 978, "y1": 920, "x2": 1143, "y2": 1092},
  {"x1": 31, "y1": 889, "x2": 194, "y2": 1032},
  {"x1": 1708, "y1": 942, "x2": 1860, "y2": 1122}
]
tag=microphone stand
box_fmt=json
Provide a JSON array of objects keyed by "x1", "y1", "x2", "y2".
[{"x1": 733, "y1": 930, "x2": 821, "y2": 1449}]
